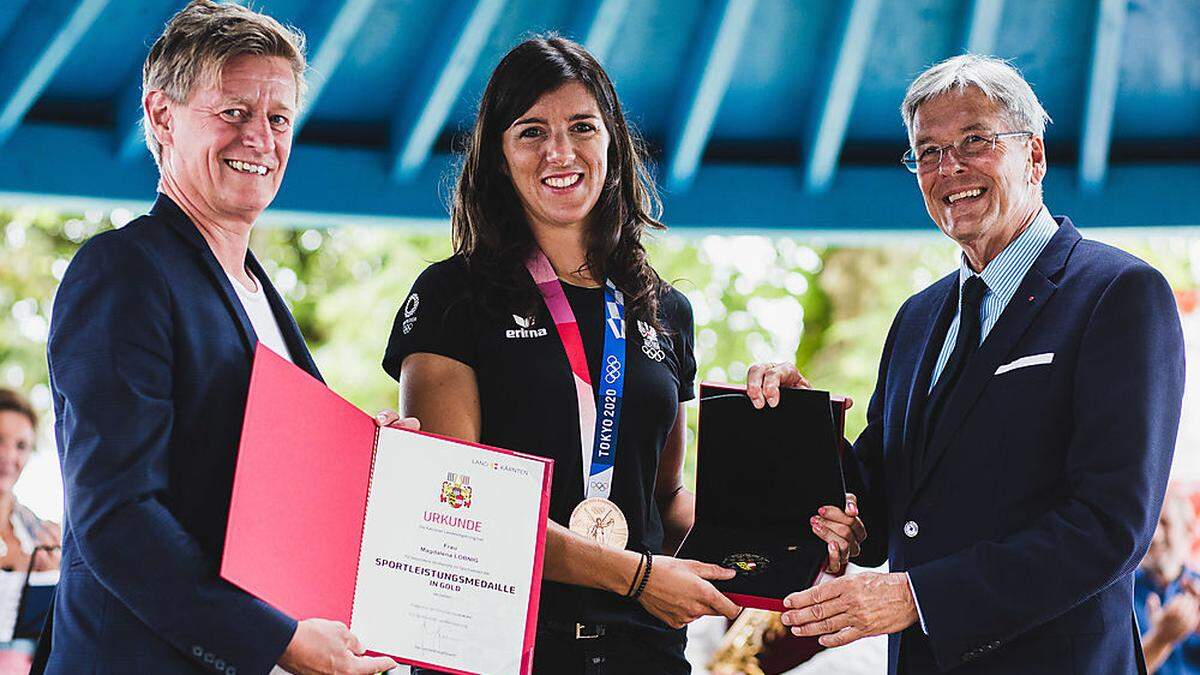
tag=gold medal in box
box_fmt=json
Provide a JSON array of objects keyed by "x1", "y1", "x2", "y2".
[
  {"x1": 722, "y1": 552, "x2": 770, "y2": 576},
  {"x1": 569, "y1": 497, "x2": 629, "y2": 549}
]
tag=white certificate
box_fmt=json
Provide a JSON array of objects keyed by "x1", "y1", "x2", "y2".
[
  {"x1": 351, "y1": 428, "x2": 551, "y2": 674},
  {"x1": 223, "y1": 346, "x2": 552, "y2": 675}
]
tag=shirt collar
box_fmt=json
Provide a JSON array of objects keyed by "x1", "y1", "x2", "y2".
[{"x1": 957, "y1": 206, "x2": 1058, "y2": 298}]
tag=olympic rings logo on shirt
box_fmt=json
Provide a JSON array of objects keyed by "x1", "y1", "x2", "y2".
[
  {"x1": 642, "y1": 344, "x2": 665, "y2": 362},
  {"x1": 604, "y1": 354, "x2": 622, "y2": 383}
]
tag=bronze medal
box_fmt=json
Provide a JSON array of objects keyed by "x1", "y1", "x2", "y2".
[{"x1": 568, "y1": 497, "x2": 629, "y2": 549}]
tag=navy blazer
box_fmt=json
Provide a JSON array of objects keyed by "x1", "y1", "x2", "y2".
[
  {"x1": 849, "y1": 217, "x2": 1185, "y2": 674},
  {"x1": 44, "y1": 195, "x2": 321, "y2": 674}
]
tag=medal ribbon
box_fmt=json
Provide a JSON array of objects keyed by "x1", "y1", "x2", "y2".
[{"x1": 525, "y1": 251, "x2": 626, "y2": 500}]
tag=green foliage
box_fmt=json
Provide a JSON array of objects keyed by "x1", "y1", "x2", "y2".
[
  {"x1": 3, "y1": 208, "x2": 1196, "y2": 490},
  {"x1": 249, "y1": 226, "x2": 453, "y2": 413},
  {"x1": 0, "y1": 206, "x2": 118, "y2": 414}
]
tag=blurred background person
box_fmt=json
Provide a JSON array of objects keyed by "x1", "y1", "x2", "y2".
[
  {"x1": 0, "y1": 388, "x2": 59, "y2": 674},
  {"x1": 1138, "y1": 491, "x2": 1200, "y2": 673}
]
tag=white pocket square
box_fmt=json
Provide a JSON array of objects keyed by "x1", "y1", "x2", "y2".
[{"x1": 995, "y1": 352, "x2": 1054, "y2": 375}]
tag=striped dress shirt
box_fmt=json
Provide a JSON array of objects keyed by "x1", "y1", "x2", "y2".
[
  {"x1": 928, "y1": 207, "x2": 1059, "y2": 392},
  {"x1": 909, "y1": 206, "x2": 1059, "y2": 634}
]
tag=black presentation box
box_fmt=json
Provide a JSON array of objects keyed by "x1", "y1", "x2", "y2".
[{"x1": 677, "y1": 383, "x2": 847, "y2": 611}]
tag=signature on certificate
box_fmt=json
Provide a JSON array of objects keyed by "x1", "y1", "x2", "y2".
[{"x1": 418, "y1": 619, "x2": 464, "y2": 656}]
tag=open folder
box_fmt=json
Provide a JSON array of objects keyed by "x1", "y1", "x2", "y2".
[
  {"x1": 677, "y1": 383, "x2": 847, "y2": 612},
  {"x1": 222, "y1": 345, "x2": 553, "y2": 675}
]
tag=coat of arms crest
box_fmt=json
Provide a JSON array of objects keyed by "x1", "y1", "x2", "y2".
[{"x1": 440, "y1": 472, "x2": 473, "y2": 509}]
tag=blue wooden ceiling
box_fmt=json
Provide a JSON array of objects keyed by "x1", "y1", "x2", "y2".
[{"x1": 0, "y1": 0, "x2": 1197, "y2": 232}]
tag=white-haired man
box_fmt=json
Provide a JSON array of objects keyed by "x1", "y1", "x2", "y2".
[
  {"x1": 40, "y1": 2, "x2": 410, "y2": 673},
  {"x1": 746, "y1": 55, "x2": 1185, "y2": 673}
]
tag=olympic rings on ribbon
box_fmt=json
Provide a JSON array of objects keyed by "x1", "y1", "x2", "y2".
[{"x1": 604, "y1": 354, "x2": 623, "y2": 383}]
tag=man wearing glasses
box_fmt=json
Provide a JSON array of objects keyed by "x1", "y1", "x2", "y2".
[{"x1": 746, "y1": 55, "x2": 1185, "y2": 673}]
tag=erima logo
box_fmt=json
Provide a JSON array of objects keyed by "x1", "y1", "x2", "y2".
[{"x1": 506, "y1": 313, "x2": 547, "y2": 339}]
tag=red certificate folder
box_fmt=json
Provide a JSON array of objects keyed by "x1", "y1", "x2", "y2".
[{"x1": 222, "y1": 345, "x2": 553, "y2": 674}]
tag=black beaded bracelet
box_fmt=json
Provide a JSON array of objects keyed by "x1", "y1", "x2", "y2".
[
  {"x1": 630, "y1": 550, "x2": 653, "y2": 601},
  {"x1": 625, "y1": 551, "x2": 646, "y2": 597}
]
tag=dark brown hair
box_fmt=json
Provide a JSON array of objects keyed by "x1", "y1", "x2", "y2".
[
  {"x1": 0, "y1": 388, "x2": 37, "y2": 434},
  {"x1": 450, "y1": 34, "x2": 667, "y2": 325}
]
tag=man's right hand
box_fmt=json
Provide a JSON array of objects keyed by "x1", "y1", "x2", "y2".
[
  {"x1": 637, "y1": 556, "x2": 741, "y2": 629},
  {"x1": 278, "y1": 618, "x2": 397, "y2": 675},
  {"x1": 745, "y1": 362, "x2": 812, "y2": 409}
]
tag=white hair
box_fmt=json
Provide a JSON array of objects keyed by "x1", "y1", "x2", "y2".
[{"x1": 901, "y1": 54, "x2": 1051, "y2": 145}]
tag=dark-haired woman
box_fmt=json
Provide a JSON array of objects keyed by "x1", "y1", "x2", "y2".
[{"x1": 383, "y1": 36, "x2": 854, "y2": 673}]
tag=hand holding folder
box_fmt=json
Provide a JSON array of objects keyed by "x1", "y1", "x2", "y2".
[{"x1": 223, "y1": 346, "x2": 553, "y2": 675}]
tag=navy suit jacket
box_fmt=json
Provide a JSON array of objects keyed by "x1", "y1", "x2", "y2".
[
  {"x1": 849, "y1": 217, "x2": 1185, "y2": 674},
  {"x1": 44, "y1": 195, "x2": 321, "y2": 674}
]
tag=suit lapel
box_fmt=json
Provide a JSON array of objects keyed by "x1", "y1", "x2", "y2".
[
  {"x1": 153, "y1": 195, "x2": 259, "y2": 358},
  {"x1": 246, "y1": 252, "x2": 324, "y2": 382},
  {"x1": 152, "y1": 193, "x2": 324, "y2": 384},
  {"x1": 910, "y1": 219, "x2": 1082, "y2": 496},
  {"x1": 894, "y1": 276, "x2": 958, "y2": 498}
]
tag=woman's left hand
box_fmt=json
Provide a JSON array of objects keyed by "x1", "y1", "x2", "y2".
[
  {"x1": 373, "y1": 410, "x2": 420, "y2": 430},
  {"x1": 810, "y1": 493, "x2": 866, "y2": 574},
  {"x1": 33, "y1": 520, "x2": 62, "y2": 571}
]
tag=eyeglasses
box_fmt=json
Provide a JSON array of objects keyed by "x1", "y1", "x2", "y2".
[{"x1": 901, "y1": 131, "x2": 1033, "y2": 174}]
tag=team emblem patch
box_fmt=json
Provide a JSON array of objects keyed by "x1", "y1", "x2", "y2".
[{"x1": 638, "y1": 320, "x2": 665, "y2": 362}]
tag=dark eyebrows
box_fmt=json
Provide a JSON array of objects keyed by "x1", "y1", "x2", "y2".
[
  {"x1": 511, "y1": 112, "x2": 600, "y2": 128},
  {"x1": 512, "y1": 116, "x2": 546, "y2": 127}
]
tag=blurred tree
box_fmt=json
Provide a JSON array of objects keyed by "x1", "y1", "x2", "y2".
[
  {"x1": 0, "y1": 206, "x2": 122, "y2": 416},
  {"x1": 3, "y1": 208, "x2": 1196, "y2": 490}
]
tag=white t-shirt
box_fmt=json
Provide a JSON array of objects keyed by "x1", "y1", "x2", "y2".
[
  {"x1": 226, "y1": 269, "x2": 293, "y2": 363},
  {"x1": 229, "y1": 270, "x2": 296, "y2": 675}
]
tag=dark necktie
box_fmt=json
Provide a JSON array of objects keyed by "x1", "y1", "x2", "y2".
[{"x1": 923, "y1": 275, "x2": 987, "y2": 451}]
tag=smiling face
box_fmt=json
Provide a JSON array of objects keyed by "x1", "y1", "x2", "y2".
[
  {"x1": 911, "y1": 87, "x2": 1046, "y2": 268},
  {"x1": 1145, "y1": 495, "x2": 1194, "y2": 583},
  {"x1": 155, "y1": 54, "x2": 297, "y2": 224},
  {"x1": 0, "y1": 411, "x2": 34, "y2": 497},
  {"x1": 501, "y1": 81, "x2": 610, "y2": 236}
]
